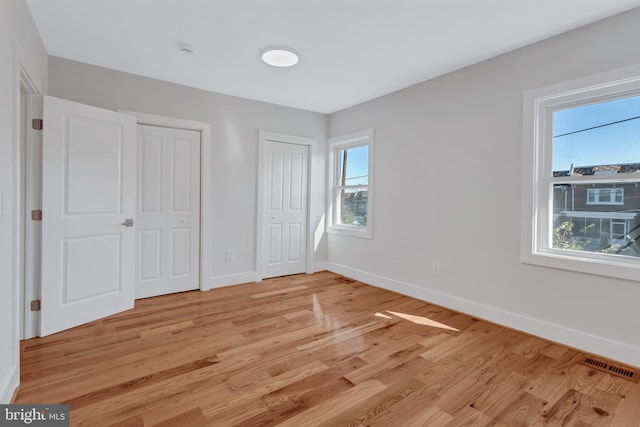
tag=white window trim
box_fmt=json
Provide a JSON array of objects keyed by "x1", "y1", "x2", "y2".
[
  {"x1": 521, "y1": 64, "x2": 640, "y2": 282},
  {"x1": 327, "y1": 129, "x2": 374, "y2": 239}
]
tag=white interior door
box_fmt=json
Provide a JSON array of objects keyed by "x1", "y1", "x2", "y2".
[
  {"x1": 263, "y1": 141, "x2": 308, "y2": 278},
  {"x1": 41, "y1": 96, "x2": 136, "y2": 336},
  {"x1": 136, "y1": 125, "x2": 200, "y2": 299}
]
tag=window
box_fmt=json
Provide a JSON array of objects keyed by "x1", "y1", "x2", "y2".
[
  {"x1": 327, "y1": 129, "x2": 374, "y2": 238},
  {"x1": 586, "y1": 188, "x2": 624, "y2": 205},
  {"x1": 522, "y1": 66, "x2": 640, "y2": 281}
]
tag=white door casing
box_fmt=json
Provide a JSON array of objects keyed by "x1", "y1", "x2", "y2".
[
  {"x1": 23, "y1": 93, "x2": 43, "y2": 339},
  {"x1": 41, "y1": 96, "x2": 137, "y2": 336},
  {"x1": 136, "y1": 125, "x2": 201, "y2": 299},
  {"x1": 261, "y1": 140, "x2": 309, "y2": 279}
]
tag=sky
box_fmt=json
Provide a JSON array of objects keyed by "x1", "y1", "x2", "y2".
[
  {"x1": 553, "y1": 94, "x2": 640, "y2": 171},
  {"x1": 339, "y1": 145, "x2": 368, "y2": 185}
]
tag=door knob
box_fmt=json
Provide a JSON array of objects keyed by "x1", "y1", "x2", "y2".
[{"x1": 121, "y1": 218, "x2": 134, "y2": 227}]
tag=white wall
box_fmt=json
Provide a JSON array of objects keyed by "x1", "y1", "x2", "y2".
[
  {"x1": 328, "y1": 8, "x2": 640, "y2": 367},
  {"x1": 47, "y1": 57, "x2": 328, "y2": 287},
  {"x1": 0, "y1": 0, "x2": 47, "y2": 403}
]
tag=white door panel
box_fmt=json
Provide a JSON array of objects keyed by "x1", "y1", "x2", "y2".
[
  {"x1": 41, "y1": 96, "x2": 136, "y2": 336},
  {"x1": 288, "y1": 223, "x2": 302, "y2": 261},
  {"x1": 140, "y1": 134, "x2": 163, "y2": 213},
  {"x1": 136, "y1": 125, "x2": 200, "y2": 299},
  {"x1": 263, "y1": 141, "x2": 308, "y2": 278},
  {"x1": 140, "y1": 229, "x2": 162, "y2": 281}
]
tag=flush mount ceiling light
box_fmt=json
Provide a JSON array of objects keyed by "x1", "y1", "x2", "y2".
[
  {"x1": 261, "y1": 47, "x2": 299, "y2": 67},
  {"x1": 178, "y1": 43, "x2": 195, "y2": 56}
]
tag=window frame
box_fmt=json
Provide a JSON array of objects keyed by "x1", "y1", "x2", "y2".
[
  {"x1": 327, "y1": 129, "x2": 374, "y2": 238},
  {"x1": 521, "y1": 65, "x2": 640, "y2": 282}
]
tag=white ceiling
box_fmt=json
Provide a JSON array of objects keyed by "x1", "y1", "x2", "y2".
[{"x1": 26, "y1": 0, "x2": 640, "y2": 114}]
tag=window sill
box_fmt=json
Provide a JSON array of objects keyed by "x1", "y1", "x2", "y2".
[
  {"x1": 521, "y1": 249, "x2": 640, "y2": 282},
  {"x1": 327, "y1": 225, "x2": 372, "y2": 239}
]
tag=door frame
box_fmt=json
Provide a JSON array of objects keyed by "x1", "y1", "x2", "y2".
[
  {"x1": 20, "y1": 87, "x2": 43, "y2": 340},
  {"x1": 15, "y1": 47, "x2": 44, "y2": 340},
  {"x1": 119, "y1": 110, "x2": 212, "y2": 292},
  {"x1": 256, "y1": 131, "x2": 315, "y2": 281}
]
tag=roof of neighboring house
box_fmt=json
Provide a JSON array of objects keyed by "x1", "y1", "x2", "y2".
[
  {"x1": 553, "y1": 162, "x2": 640, "y2": 177},
  {"x1": 343, "y1": 190, "x2": 368, "y2": 202}
]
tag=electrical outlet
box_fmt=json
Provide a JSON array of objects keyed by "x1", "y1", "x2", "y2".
[
  {"x1": 432, "y1": 262, "x2": 441, "y2": 276},
  {"x1": 225, "y1": 250, "x2": 233, "y2": 262}
]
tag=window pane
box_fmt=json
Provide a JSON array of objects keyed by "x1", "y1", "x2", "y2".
[
  {"x1": 552, "y1": 183, "x2": 640, "y2": 257},
  {"x1": 338, "y1": 145, "x2": 368, "y2": 185},
  {"x1": 338, "y1": 187, "x2": 367, "y2": 227},
  {"x1": 552, "y1": 94, "x2": 640, "y2": 175}
]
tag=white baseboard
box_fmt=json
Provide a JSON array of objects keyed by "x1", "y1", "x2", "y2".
[
  {"x1": 206, "y1": 263, "x2": 328, "y2": 289},
  {"x1": 0, "y1": 364, "x2": 19, "y2": 404},
  {"x1": 205, "y1": 272, "x2": 257, "y2": 289},
  {"x1": 327, "y1": 262, "x2": 640, "y2": 368}
]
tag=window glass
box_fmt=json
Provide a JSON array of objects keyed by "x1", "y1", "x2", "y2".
[
  {"x1": 551, "y1": 95, "x2": 640, "y2": 258},
  {"x1": 337, "y1": 145, "x2": 368, "y2": 227},
  {"x1": 552, "y1": 95, "x2": 640, "y2": 172},
  {"x1": 338, "y1": 145, "x2": 368, "y2": 185}
]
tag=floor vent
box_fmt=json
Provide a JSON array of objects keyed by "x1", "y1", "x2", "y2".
[
  {"x1": 579, "y1": 356, "x2": 640, "y2": 382},
  {"x1": 335, "y1": 277, "x2": 355, "y2": 284}
]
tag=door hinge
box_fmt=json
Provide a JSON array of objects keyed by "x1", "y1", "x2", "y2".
[
  {"x1": 31, "y1": 209, "x2": 42, "y2": 221},
  {"x1": 32, "y1": 119, "x2": 43, "y2": 130},
  {"x1": 30, "y1": 300, "x2": 41, "y2": 311}
]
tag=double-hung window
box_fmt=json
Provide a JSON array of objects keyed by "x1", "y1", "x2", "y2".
[
  {"x1": 522, "y1": 66, "x2": 640, "y2": 281},
  {"x1": 327, "y1": 129, "x2": 374, "y2": 238}
]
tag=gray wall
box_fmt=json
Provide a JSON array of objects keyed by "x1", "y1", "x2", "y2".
[
  {"x1": 0, "y1": 0, "x2": 48, "y2": 403},
  {"x1": 328, "y1": 8, "x2": 640, "y2": 366},
  {"x1": 48, "y1": 57, "x2": 328, "y2": 287}
]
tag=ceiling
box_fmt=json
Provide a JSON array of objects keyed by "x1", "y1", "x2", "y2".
[{"x1": 26, "y1": 0, "x2": 640, "y2": 114}]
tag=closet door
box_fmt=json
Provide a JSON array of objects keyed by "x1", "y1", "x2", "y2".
[{"x1": 136, "y1": 125, "x2": 200, "y2": 298}]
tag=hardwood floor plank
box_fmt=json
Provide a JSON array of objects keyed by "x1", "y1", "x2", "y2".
[
  {"x1": 146, "y1": 407, "x2": 206, "y2": 427},
  {"x1": 467, "y1": 371, "x2": 532, "y2": 419},
  {"x1": 261, "y1": 356, "x2": 365, "y2": 408},
  {"x1": 66, "y1": 356, "x2": 220, "y2": 410},
  {"x1": 610, "y1": 380, "x2": 640, "y2": 426},
  {"x1": 317, "y1": 377, "x2": 427, "y2": 426},
  {"x1": 273, "y1": 379, "x2": 388, "y2": 427},
  {"x1": 488, "y1": 391, "x2": 549, "y2": 425},
  {"x1": 250, "y1": 285, "x2": 309, "y2": 299},
  {"x1": 400, "y1": 405, "x2": 454, "y2": 427},
  {"x1": 296, "y1": 321, "x2": 387, "y2": 352},
  {"x1": 363, "y1": 384, "x2": 442, "y2": 426},
  {"x1": 16, "y1": 271, "x2": 640, "y2": 426}
]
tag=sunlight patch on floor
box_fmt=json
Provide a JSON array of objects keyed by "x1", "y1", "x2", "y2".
[
  {"x1": 374, "y1": 312, "x2": 392, "y2": 319},
  {"x1": 379, "y1": 310, "x2": 459, "y2": 332}
]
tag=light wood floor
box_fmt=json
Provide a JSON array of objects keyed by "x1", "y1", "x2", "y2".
[{"x1": 16, "y1": 271, "x2": 640, "y2": 426}]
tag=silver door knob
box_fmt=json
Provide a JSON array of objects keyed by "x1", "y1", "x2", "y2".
[{"x1": 121, "y1": 218, "x2": 134, "y2": 227}]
